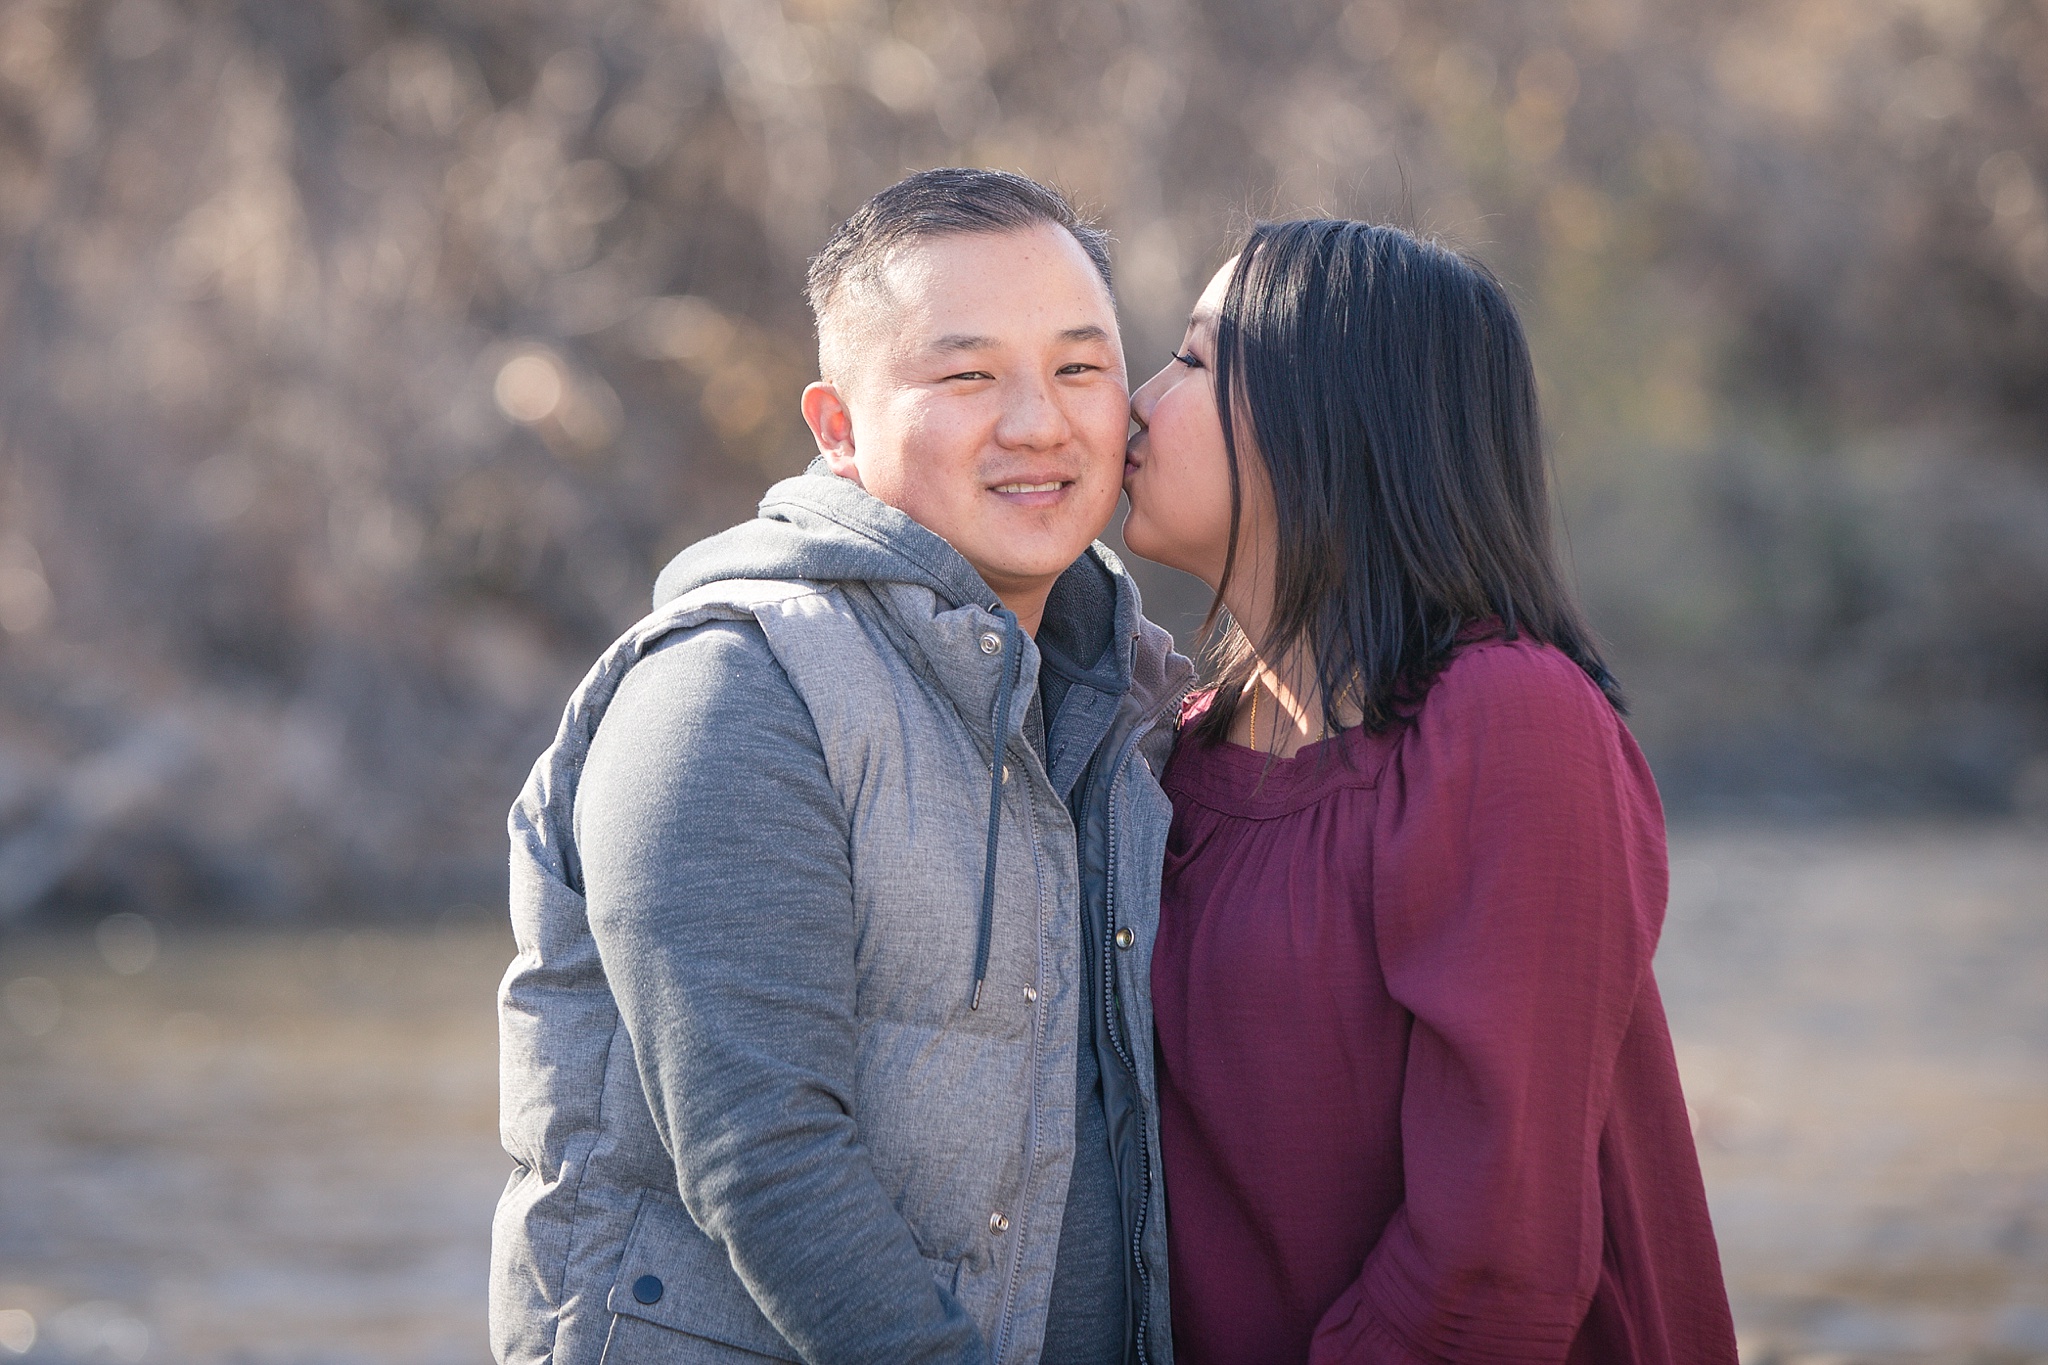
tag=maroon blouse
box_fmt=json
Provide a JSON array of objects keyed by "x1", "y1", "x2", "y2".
[{"x1": 1152, "y1": 636, "x2": 1737, "y2": 1364}]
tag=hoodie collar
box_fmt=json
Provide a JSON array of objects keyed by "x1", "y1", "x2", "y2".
[
  {"x1": 755, "y1": 459, "x2": 1001, "y2": 613},
  {"x1": 653, "y1": 460, "x2": 1177, "y2": 738}
]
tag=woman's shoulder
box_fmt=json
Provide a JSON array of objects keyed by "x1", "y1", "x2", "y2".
[
  {"x1": 1404, "y1": 633, "x2": 1623, "y2": 765},
  {"x1": 1383, "y1": 634, "x2": 1659, "y2": 864}
]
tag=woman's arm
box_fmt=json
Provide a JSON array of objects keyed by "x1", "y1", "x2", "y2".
[{"x1": 1311, "y1": 642, "x2": 1667, "y2": 1364}]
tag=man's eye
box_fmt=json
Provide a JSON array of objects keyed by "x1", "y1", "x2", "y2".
[
  {"x1": 947, "y1": 370, "x2": 994, "y2": 381},
  {"x1": 1173, "y1": 351, "x2": 1201, "y2": 369},
  {"x1": 1057, "y1": 363, "x2": 1097, "y2": 375}
]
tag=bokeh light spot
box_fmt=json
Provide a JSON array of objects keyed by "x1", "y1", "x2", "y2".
[
  {"x1": 495, "y1": 353, "x2": 564, "y2": 424},
  {"x1": 0, "y1": 1308, "x2": 35, "y2": 1355},
  {"x1": 702, "y1": 365, "x2": 772, "y2": 437},
  {"x1": 632, "y1": 296, "x2": 734, "y2": 365},
  {"x1": 537, "y1": 48, "x2": 603, "y2": 115},
  {"x1": 865, "y1": 40, "x2": 937, "y2": 113}
]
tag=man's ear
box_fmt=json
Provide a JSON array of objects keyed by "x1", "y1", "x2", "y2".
[{"x1": 801, "y1": 382, "x2": 861, "y2": 484}]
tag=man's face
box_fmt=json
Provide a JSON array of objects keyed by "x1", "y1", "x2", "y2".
[{"x1": 804, "y1": 224, "x2": 1129, "y2": 610}]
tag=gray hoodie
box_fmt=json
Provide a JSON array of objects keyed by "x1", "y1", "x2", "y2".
[{"x1": 491, "y1": 465, "x2": 1193, "y2": 1365}]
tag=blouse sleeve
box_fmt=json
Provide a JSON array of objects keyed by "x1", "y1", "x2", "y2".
[{"x1": 1309, "y1": 643, "x2": 1669, "y2": 1364}]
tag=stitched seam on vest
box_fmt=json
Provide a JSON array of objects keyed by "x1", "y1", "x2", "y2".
[{"x1": 547, "y1": 1012, "x2": 626, "y2": 1351}]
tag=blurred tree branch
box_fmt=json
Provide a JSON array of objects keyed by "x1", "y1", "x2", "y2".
[{"x1": 0, "y1": 0, "x2": 2042, "y2": 919}]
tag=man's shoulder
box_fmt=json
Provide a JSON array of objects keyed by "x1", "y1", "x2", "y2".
[
  {"x1": 636, "y1": 576, "x2": 831, "y2": 641},
  {"x1": 585, "y1": 618, "x2": 832, "y2": 825},
  {"x1": 616, "y1": 577, "x2": 843, "y2": 687},
  {"x1": 615, "y1": 614, "x2": 798, "y2": 721},
  {"x1": 607, "y1": 574, "x2": 887, "y2": 737}
]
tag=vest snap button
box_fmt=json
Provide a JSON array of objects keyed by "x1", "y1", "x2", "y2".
[
  {"x1": 1114, "y1": 926, "x2": 1136, "y2": 950},
  {"x1": 632, "y1": 1274, "x2": 664, "y2": 1305},
  {"x1": 979, "y1": 632, "x2": 1002, "y2": 655},
  {"x1": 989, "y1": 1211, "x2": 1010, "y2": 1235}
]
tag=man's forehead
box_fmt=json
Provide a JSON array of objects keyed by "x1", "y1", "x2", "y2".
[
  {"x1": 869, "y1": 227, "x2": 1114, "y2": 330},
  {"x1": 819, "y1": 224, "x2": 1119, "y2": 387},
  {"x1": 878, "y1": 221, "x2": 1095, "y2": 278}
]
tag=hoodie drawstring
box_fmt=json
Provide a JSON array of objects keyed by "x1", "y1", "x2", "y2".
[{"x1": 970, "y1": 610, "x2": 1022, "y2": 1010}]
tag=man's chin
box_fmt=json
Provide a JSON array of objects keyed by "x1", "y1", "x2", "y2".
[
  {"x1": 963, "y1": 541, "x2": 1102, "y2": 596},
  {"x1": 929, "y1": 499, "x2": 1118, "y2": 598}
]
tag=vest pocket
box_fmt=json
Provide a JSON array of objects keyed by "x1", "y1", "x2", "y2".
[
  {"x1": 596, "y1": 1312, "x2": 792, "y2": 1365},
  {"x1": 602, "y1": 1190, "x2": 800, "y2": 1362}
]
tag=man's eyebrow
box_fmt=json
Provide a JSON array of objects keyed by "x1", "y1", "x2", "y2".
[
  {"x1": 930, "y1": 334, "x2": 1000, "y2": 353},
  {"x1": 926, "y1": 325, "x2": 1114, "y2": 353}
]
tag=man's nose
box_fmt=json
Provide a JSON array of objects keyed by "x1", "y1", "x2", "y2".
[{"x1": 993, "y1": 375, "x2": 1070, "y2": 450}]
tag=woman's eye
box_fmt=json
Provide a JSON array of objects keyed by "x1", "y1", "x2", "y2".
[{"x1": 1173, "y1": 351, "x2": 1202, "y2": 369}]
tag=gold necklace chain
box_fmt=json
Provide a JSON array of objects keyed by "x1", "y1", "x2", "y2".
[{"x1": 1249, "y1": 672, "x2": 1333, "y2": 755}]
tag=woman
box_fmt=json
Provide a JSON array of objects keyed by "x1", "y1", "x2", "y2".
[{"x1": 1122, "y1": 221, "x2": 1737, "y2": 1364}]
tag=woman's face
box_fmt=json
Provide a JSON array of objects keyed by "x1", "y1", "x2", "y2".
[{"x1": 1123, "y1": 259, "x2": 1269, "y2": 592}]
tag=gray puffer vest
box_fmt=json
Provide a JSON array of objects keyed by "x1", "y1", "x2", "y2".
[{"x1": 491, "y1": 469, "x2": 1192, "y2": 1365}]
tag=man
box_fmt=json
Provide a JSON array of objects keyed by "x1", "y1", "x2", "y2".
[{"x1": 491, "y1": 169, "x2": 1192, "y2": 1365}]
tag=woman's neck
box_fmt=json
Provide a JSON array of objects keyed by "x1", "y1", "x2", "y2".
[
  {"x1": 1242, "y1": 657, "x2": 1326, "y2": 758},
  {"x1": 1221, "y1": 572, "x2": 1333, "y2": 758}
]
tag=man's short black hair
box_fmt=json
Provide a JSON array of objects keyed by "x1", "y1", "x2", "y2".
[{"x1": 806, "y1": 168, "x2": 1114, "y2": 381}]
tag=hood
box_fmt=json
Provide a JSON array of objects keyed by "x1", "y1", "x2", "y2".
[
  {"x1": 652, "y1": 461, "x2": 1185, "y2": 711},
  {"x1": 653, "y1": 458, "x2": 996, "y2": 614}
]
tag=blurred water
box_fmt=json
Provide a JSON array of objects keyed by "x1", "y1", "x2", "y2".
[
  {"x1": 0, "y1": 918, "x2": 505, "y2": 1365},
  {"x1": 1658, "y1": 826, "x2": 2048, "y2": 1364},
  {"x1": 0, "y1": 826, "x2": 2044, "y2": 1364}
]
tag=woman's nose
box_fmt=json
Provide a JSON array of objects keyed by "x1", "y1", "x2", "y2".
[{"x1": 1130, "y1": 366, "x2": 1167, "y2": 426}]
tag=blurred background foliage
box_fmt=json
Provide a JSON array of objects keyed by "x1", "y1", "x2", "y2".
[{"x1": 0, "y1": 0, "x2": 2044, "y2": 922}]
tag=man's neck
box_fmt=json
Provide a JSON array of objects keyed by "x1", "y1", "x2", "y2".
[
  {"x1": 989, "y1": 586, "x2": 1050, "y2": 637},
  {"x1": 969, "y1": 555, "x2": 1069, "y2": 637}
]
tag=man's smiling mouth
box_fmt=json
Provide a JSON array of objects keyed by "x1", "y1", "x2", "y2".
[{"x1": 992, "y1": 481, "x2": 1068, "y2": 494}]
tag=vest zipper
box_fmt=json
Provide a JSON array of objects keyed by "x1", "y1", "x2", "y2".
[
  {"x1": 995, "y1": 677, "x2": 1187, "y2": 1364},
  {"x1": 988, "y1": 724, "x2": 1044, "y2": 1365}
]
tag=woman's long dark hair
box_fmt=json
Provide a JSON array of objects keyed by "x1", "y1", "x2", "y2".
[{"x1": 1191, "y1": 218, "x2": 1624, "y2": 747}]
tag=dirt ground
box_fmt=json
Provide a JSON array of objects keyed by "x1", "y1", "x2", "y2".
[{"x1": 0, "y1": 824, "x2": 2043, "y2": 1364}]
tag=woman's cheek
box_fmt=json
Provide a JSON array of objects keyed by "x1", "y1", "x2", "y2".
[
  {"x1": 1123, "y1": 480, "x2": 1177, "y2": 566},
  {"x1": 1122, "y1": 483, "x2": 1160, "y2": 556}
]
